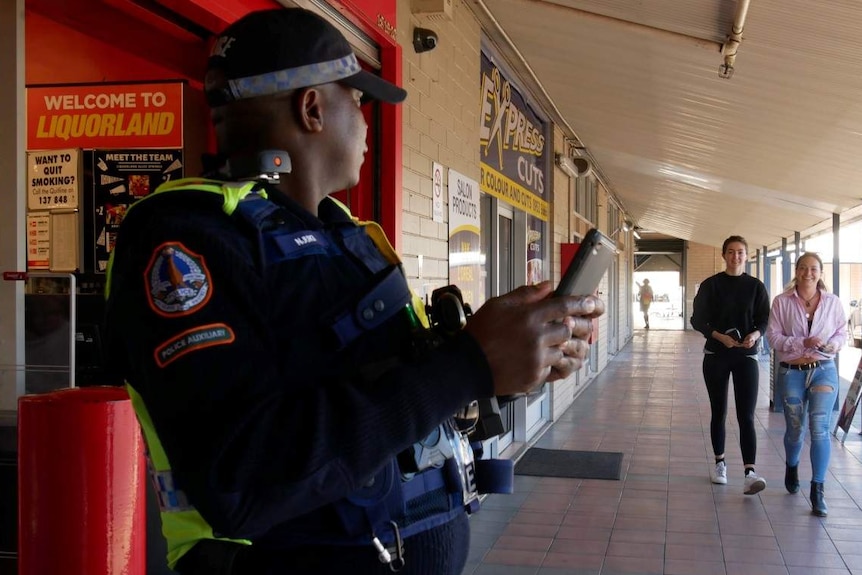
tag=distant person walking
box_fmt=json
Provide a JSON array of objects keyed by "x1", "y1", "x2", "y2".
[
  {"x1": 637, "y1": 279, "x2": 654, "y2": 329},
  {"x1": 766, "y1": 252, "x2": 845, "y2": 516},
  {"x1": 691, "y1": 235, "x2": 770, "y2": 495}
]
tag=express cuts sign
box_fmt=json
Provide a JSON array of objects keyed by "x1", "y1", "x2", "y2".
[
  {"x1": 479, "y1": 53, "x2": 550, "y2": 221},
  {"x1": 27, "y1": 82, "x2": 183, "y2": 150}
]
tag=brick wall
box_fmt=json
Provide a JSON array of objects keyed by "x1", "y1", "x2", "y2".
[
  {"x1": 396, "y1": 1, "x2": 481, "y2": 299},
  {"x1": 393, "y1": 2, "x2": 632, "y2": 424}
]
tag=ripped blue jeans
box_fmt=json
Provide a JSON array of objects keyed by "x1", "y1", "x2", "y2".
[{"x1": 781, "y1": 360, "x2": 838, "y2": 483}]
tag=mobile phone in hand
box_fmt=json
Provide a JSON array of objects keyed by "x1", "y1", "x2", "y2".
[
  {"x1": 554, "y1": 228, "x2": 616, "y2": 297},
  {"x1": 724, "y1": 328, "x2": 742, "y2": 343}
]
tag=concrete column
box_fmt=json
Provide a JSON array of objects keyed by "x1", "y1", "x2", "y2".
[
  {"x1": 755, "y1": 248, "x2": 761, "y2": 279},
  {"x1": 794, "y1": 231, "x2": 801, "y2": 263},
  {"x1": 833, "y1": 213, "x2": 840, "y2": 295},
  {"x1": 0, "y1": 0, "x2": 27, "y2": 409}
]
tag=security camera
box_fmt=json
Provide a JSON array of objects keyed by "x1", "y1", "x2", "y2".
[{"x1": 413, "y1": 27, "x2": 438, "y2": 53}]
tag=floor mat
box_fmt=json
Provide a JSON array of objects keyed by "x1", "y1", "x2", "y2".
[{"x1": 514, "y1": 448, "x2": 623, "y2": 480}]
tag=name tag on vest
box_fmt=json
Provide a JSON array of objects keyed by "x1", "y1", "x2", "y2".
[{"x1": 274, "y1": 230, "x2": 331, "y2": 259}]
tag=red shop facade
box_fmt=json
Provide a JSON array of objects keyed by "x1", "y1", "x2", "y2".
[{"x1": 0, "y1": 1, "x2": 404, "y2": 571}]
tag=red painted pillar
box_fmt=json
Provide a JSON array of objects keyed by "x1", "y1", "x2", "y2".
[{"x1": 18, "y1": 387, "x2": 146, "y2": 575}]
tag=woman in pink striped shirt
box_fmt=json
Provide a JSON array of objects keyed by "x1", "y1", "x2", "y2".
[{"x1": 766, "y1": 252, "x2": 846, "y2": 517}]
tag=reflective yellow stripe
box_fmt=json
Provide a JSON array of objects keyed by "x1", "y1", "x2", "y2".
[
  {"x1": 105, "y1": 178, "x2": 262, "y2": 298},
  {"x1": 126, "y1": 384, "x2": 250, "y2": 569}
]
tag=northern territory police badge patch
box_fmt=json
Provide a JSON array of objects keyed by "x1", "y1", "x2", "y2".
[{"x1": 145, "y1": 242, "x2": 212, "y2": 317}]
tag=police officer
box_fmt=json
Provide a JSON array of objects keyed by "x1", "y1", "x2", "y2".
[{"x1": 105, "y1": 8, "x2": 603, "y2": 575}]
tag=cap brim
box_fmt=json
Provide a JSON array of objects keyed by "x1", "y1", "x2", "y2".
[{"x1": 342, "y1": 70, "x2": 407, "y2": 104}]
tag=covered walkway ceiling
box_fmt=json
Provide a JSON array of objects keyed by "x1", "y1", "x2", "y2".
[{"x1": 470, "y1": 0, "x2": 862, "y2": 249}]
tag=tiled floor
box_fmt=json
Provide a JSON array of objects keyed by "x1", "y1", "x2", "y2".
[{"x1": 466, "y1": 329, "x2": 862, "y2": 575}]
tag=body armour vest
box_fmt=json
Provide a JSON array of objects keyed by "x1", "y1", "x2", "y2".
[{"x1": 105, "y1": 178, "x2": 490, "y2": 569}]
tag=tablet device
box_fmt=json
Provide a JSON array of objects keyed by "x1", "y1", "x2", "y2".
[{"x1": 554, "y1": 228, "x2": 616, "y2": 297}]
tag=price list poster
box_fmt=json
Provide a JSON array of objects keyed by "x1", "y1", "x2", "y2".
[{"x1": 93, "y1": 149, "x2": 183, "y2": 271}]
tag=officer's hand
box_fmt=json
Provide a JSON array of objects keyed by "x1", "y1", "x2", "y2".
[
  {"x1": 465, "y1": 282, "x2": 604, "y2": 397},
  {"x1": 546, "y1": 307, "x2": 603, "y2": 381}
]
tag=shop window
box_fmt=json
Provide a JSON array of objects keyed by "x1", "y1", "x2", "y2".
[
  {"x1": 608, "y1": 203, "x2": 619, "y2": 236},
  {"x1": 575, "y1": 177, "x2": 586, "y2": 219},
  {"x1": 588, "y1": 177, "x2": 598, "y2": 226}
]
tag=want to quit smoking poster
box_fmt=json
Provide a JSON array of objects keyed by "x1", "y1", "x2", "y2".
[
  {"x1": 27, "y1": 149, "x2": 82, "y2": 210},
  {"x1": 93, "y1": 149, "x2": 183, "y2": 271}
]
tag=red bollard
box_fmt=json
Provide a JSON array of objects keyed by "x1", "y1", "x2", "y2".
[{"x1": 18, "y1": 386, "x2": 146, "y2": 575}]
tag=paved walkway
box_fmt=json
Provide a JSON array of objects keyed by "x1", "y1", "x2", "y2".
[{"x1": 466, "y1": 329, "x2": 862, "y2": 575}]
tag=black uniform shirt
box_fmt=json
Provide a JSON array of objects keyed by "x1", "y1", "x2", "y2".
[{"x1": 106, "y1": 186, "x2": 494, "y2": 541}]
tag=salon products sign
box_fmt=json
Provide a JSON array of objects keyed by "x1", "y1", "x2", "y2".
[
  {"x1": 448, "y1": 169, "x2": 485, "y2": 309},
  {"x1": 479, "y1": 52, "x2": 550, "y2": 221},
  {"x1": 27, "y1": 149, "x2": 81, "y2": 210},
  {"x1": 27, "y1": 82, "x2": 183, "y2": 150}
]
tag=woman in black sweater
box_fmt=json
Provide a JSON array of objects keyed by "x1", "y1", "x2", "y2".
[{"x1": 691, "y1": 235, "x2": 770, "y2": 495}]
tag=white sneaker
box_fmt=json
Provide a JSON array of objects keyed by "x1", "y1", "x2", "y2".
[
  {"x1": 744, "y1": 472, "x2": 767, "y2": 495},
  {"x1": 711, "y1": 461, "x2": 727, "y2": 485}
]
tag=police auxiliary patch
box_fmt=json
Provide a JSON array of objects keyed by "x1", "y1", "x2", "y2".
[
  {"x1": 155, "y1": 323, "x2": 236, "y2": 368},
  {"x1": 146, "y1": 242, "x2": 212, "y2": 317}
]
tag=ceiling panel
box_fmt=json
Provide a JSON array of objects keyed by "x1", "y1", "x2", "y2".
[{"x1": 475, "y1": 0, "x2": 862, "y2": 248}]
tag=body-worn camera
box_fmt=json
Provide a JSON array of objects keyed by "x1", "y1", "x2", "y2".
[{"x1": 220, "y1": 149, "x2": 292, "y2": 183}]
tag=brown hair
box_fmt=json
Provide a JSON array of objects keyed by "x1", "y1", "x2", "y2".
[
  {"x1": 796, "y1": 251, "x2": 823, "y2": 270},
  {"x1": 722, "y1": 235, "x2": 748, "y2": 254}
]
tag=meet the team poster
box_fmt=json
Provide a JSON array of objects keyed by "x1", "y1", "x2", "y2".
[{"x1": 92, "y1": 149, "x2": 183, "y2": 271}]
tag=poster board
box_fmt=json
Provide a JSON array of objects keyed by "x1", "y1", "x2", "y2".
[
  {"x1": 26, "y1": 149, "x2": 82, "y2": 211},
  {"x1": 26, "y1": 213, "x2": 51, "y2": 270},
  {"x1": 448, "y1": 168, "x2": 484, "y2": 310},
  {"x1": 92, "y1": 149, "x2": 183, "y2": 272},
  {"x1": 49, "y1": 211, "x2": 81, "y2": 272},
  {"x1": 25, "y1": 150, "x2": 83, "y2": 272},
  {"x1": 834, "y1": 356, "x2": 862, "y2": 443}
]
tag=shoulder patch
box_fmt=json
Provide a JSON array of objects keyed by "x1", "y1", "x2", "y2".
[
  {"x1": 154, "y1": 323, "x2": 236, "y2": 368},
  {"x1": 146, "y1": 242, "x2": 213, "y2": 317}
]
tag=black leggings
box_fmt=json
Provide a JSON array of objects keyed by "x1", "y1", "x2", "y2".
[{"x1": 703, "y1": 353, "x2": 759, "y2": 465}]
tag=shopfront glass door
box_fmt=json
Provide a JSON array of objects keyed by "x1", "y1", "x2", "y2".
[{"x1": 495, "y1": 205, "x2": 515, "y2": 452}]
